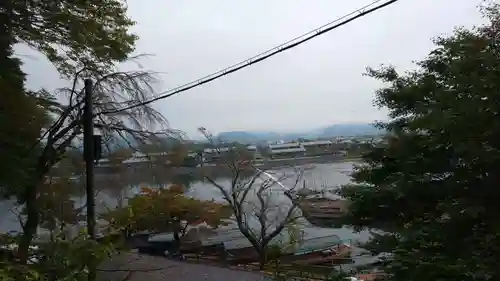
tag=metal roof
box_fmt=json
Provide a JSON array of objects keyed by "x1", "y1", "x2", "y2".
[
  {"x1": 122, "y1": 156, "x2": 149, "y2": 163},
  {"x1": 203, "y1": 147, "x2": 233, "y2": 153},
  {"x1": 223, "y1": 232, "x2": 342, "y2": 254},
  {"x1": 268, "y1": 142, "x2": 302, "y2": 149},
  {"x1": 269, "y1": 147, "x2": 306, "y2": 154},
  {"x1": 301, "y1": 140, "x2": 333, "y2": 146},
  {"x1": 246, "y1": 145, "x2": 258, "y2": 150}
]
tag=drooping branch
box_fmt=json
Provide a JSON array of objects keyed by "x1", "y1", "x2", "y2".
[{"x1": 17, "y1": 57, "x2": 183, "y2": 263}]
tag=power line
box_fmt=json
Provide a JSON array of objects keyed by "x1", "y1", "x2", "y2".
[
  {"x1": 102, "y1": 0, "x2": 400, "y2": 116},
  {"x1": 24, "y1": 0, "x2": 398, "y2": 158}
]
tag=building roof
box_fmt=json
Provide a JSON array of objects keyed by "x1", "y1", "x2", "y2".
[
  {"x1": 223, "y1": 233, "x2": 342, "y2": 253},
  {"x1": 268, "y1": 142, "x2": 301, "y2": 149},
  {"x1": 122, "y1": 156, "x2": 150, "y2": 163},
  {"x1": 132, "y1": 152, "x2": 147, "y2": 157},
  {"x1": 148, "y1": 152, "x2": 170, "y2": 156},
  {"x1": 203, "y1": 147, "x2": 233, "y2": 153},
  {"x1": 301, "y1": 140, "x2": 333, "y2": 146},
  {"x1": 269, "y1": 147, "x2": 306, "y2": 154}
]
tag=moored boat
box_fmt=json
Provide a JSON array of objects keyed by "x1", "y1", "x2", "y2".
[{"x1": 299, "y1": 193, "x2": 349, "y2": 227}]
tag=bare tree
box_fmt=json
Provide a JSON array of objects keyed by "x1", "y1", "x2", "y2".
[
  {"x1": 199, "y1": 128, "x2": 306, "y2": 268},
  {"x1": 17, "y1": 58, "x2": 182, "y2": 263}
]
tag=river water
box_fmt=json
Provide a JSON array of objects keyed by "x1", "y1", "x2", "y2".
[{"x1": 0, "y1": 161, "x2": 376, "y2": 267}]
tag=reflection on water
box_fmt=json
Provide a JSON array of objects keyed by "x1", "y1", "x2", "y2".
[{"x1": 0, "y1": 162, "x2": 367, "y2": 243}]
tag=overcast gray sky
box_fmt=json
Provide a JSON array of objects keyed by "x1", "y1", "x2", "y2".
[{"x1": 20, "y1": 0, "x2": 486, "y2": 137}]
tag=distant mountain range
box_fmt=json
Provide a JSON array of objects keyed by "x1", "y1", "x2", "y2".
[
  {"x1": 216, "y1": 123, "x2": 382, "y2": 144},
  {"x1": 96, "y1": 124, "x2": 382, "y2": 151}
]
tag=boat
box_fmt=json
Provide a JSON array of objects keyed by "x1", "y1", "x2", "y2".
[
  {"x1": 223, "y1": 232, "x2": 352, "y2": 265},
  {"x1": 224, "y1": 241, "x2": 352, "y2": 265},
  {"x1": 299, "y1": 193, "x2": 349, "y2": 227},
  {"x1": 288, "y1": 243, "x2": 352, "y2": 265}
]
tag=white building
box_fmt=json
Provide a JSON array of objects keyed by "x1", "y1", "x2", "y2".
[
  {"x1": 268, "y1": 142, "x2": 302, "y2": 150},
  {"x1": 268, "y1": 142, "x2": 306, "y2": 158},
  {"x1": 246, "y1": 145, "x2": 258, "y2": 152},
  {"x1": 301, "y1": 140, "x2": 333, "y2": 148},
  {"x1": 122, "y1": 151, "x2": 149, "y2": 164}
]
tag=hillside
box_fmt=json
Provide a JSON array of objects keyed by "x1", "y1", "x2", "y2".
[
  {"x1": 318, "y1": 123, "x2": 381, "y2": 138},
  {"x1": 215, "y1": 123, "x2": 382, "y2": 144}
]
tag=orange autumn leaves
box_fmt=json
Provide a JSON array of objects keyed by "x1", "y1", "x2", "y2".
[{"x1": 103, "y1": 184, "x2": 232, "y2": 236}]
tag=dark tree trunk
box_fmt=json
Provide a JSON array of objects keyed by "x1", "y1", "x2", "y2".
[
  {"x1": 258, "y1": 249, "x2": 267, "y2": 269},
  {"x1": 172, "y1": 218, "x2": 183, "y2": 259},
  {"x1": 173, "y1": 231, "x2": 182, "y2": 259},
  {"x1": 18, "y1": 184, "x2": 39, "y2": 263},
  {"x1": 1, "y1": 0, "x2": 39, "y2": 265},
  {"x1": 18, "y1": 162, "x2": 49, "y2": 264}
]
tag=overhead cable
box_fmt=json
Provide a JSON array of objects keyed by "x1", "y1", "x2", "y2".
[{"x1": 101, "y1": 0, "x2": 400, "y2": 115}]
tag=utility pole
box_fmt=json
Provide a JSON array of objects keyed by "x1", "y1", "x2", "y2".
[
  {"x1": 83, "y1": 79, "x2": 96, "y2": 240},
  {"x1": 83, "y1": 79, "x2": 97, "y2": 281}
]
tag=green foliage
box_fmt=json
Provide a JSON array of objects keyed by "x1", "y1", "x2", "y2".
[
  {"x1": 37, "y1": 234, "x2": 116, "y2": 281},
  {"x1": 341, "y1": 3, "x2": 500, "y2": 281},
  {"x1": 7, "y1": 0, "x2": 137, "y2": 76},
  {"x1": 0, "y1": 266, "x2": 41, "y2": 281},
  {"x1": 0, "y1": 232, "x2": 117, "y2": 281},
  {"x1": 0, "y1": 0, "x2": 163, "y2": 278},
  {"x1": 0, "y1": 86, "x2": 46, "y2": 198},
  {"x1": 0, "y1": 23, "x2": 47, "y2": 198},
  {"x1": 103, "y1": 185, "x2": 232, "y2": 237},
  {"x1": 35, "y1": 177, "x2": 81, "y2": 231},
  {"x1": 269, "y1": 222, "x2": 305, "y2": 258}
]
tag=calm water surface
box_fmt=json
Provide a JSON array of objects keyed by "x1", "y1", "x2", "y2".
[{"x1": 0, "y1": 162, "x2": 369, "y2": 244}]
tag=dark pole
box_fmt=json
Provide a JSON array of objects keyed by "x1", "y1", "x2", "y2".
[{"x1": 83, "y1": 79, "x2": 96, "y2": 240}]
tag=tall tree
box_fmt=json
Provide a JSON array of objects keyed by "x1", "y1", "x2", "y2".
[
  {"x1": 0, "y1": 1, "x2": 47, "y2": 196},
  {"x1": 341, "y1": 3, "x2": 500, "y2": 281},
  {"x1": 1, "y1": 0, "x2": 139, "y2": 190},
  {"x1": 0, "y1": 0, "x2": 175, "y2": 263},
  {"x1": 16, "y1": 63, "x2": 178, "y2": 263},
  {"x1": 4, "y1": 0, "x2": 137, "y2": 76}
]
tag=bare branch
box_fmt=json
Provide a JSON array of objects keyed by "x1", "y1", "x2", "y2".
[
  {"x1": 18, "y1": 56, "x2": 184, "y2": 256},
  {"x1": 9, "y1": 207, "x2": 26, "y2": 230},
  {"x1": 199, "y1": 127, "x2": 306, "y2": 266}
]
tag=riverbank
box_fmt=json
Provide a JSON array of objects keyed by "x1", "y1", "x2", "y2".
[
  {"x1": 95, "y1": 154, "x2": 361, "y2": 178},
  {"x1": 258, "y1": 154, "x2": 360, "y2": 169}
]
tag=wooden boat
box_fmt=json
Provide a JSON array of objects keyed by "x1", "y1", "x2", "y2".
[
  {"x1": 281, "y1": 243, "x2": 352, "y2": 265},
  {"x1": 225, "y1": 240, "x2": 352, "y2": 265},
  {"x1": 299, "y1": 194, "x2": 348, "y2": 227}
]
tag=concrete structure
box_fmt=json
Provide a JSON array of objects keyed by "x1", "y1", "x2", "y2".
[
  {"x1": 202, "y1": 147, "x2": 233, "y2": 163},
  {"x1": 301, "y1": 140, "x2": 333, "y2": 156},
  {"x1": 246, "y1": 145, "x2": 258, "y2": 152},
  {"x1": 268, "y1": 142, "x2": 306, "y2": 159},
  {"x1": 123, "y1": 152, "x2": 149, "y2": 165},
  {"x1": 301, "y1": 140, "x2": 332, "y2": 148},
  {"x1": 96, "y1": 158, "x2": 111, "y2": 168},
  {"x1": 202, "y1": 146, "x2": 264, "y2": 164},
  {"x1": 244, "y1": 145, "x2": 265, "y2": 165},
  {"x1": 268, "y1": 142, "x2": 302, "y2": 150},
  {"x1": 98, "y1": 150, "x2": 203, "y2": 169}
]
